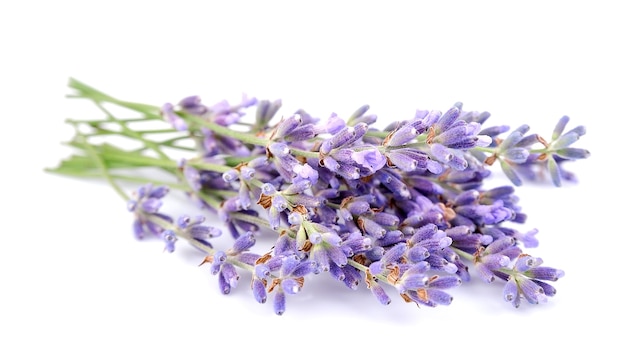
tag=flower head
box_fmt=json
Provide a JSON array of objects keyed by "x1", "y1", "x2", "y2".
[
  {"x1": 127, "y1": 184, "x2": 173, "y2": 240},
  {"x1": 54, "y1": 80, "x2": 585, "y2": 315}
]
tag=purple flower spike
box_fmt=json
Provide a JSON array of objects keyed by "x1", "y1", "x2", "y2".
[
  {"x1": 552, "y1": 115, "x2": 570, "y2": 140},
  {"x1": 174, "y1": 214, "x2": 221, "y2": 248},
  {"x1": 358, "y1": 216, "x2": 386, "y2": 239},
  {"x1": 503, "y1": 278, "x2": 521, "y2": 307},
  {"x1": 376, "y1": 169, "x2": 411, "y2": 199},
  {"x1": 218, "y1": 270, "x2": 231, "y2": 294},
  {"x1": 161, "y1": 102, "x2": 188, "y2": 131},
  {"x1": 426, "y1": 254, "x2": 458, "y2": 274},
  {"x1": 407, "y1": 246, "x2": 430, "y2": 262},
  {"x1": 518, "y1": 278, "x2": 548, "y2": 304},
  {"x1": 386, "y1": 124, "x2": 419, "y2": 147},
  {"x1": 190, "y1": 225, "x2": 220, "y2": 242},
  {"x1": 220, "y1": 263, "x2": 239, "y2": 288},
  {"x1": 178, "y1": 96, "x2": 208, "y2": 115},
  {"x1": 426, "y1": 289, "x2": 454, "y2": 306},
  {"x1": 425, "y1": 275, "x2": 461, "y2": 291},
  {"x1": 213, "y1": 250, "x2": 227, "y2": 264},
  {"x1": 329, "y1": 262, "x2": 346, "y2": 281},
  {"x1": 370, "y1": 282, "x2": 391, "y2": 305},
  {"x1": 380, "y1": 243, "x2": 408, "y2": 266},
  {"x1": 552, "y1": 127, "x2": 585, "y2": 150},
  {"x1": 475, "y1": 254, "x2": 510, "y2": 283},
  {"x1": 293, "y1": 163, "x2": 319, "y2": 185},
  {"x1": 68, "y1": 83, "x2": 584, "y2": 314},
  {"x1": 291, "y1": 260, "x2": 319, "y2": 277},
  {"x1": 281, "y1": 278, "x2": 301, "y2": 294},
  {"x1": 342, "y1": 265, "x2": 362, "y2": 290},
  {"x1": 128, "y1": 184, "x2": 173, "y2": 240},
  {"x1": 132, "y1": 220, "x2": 144, "y2": 240},
  {"x1": 326, "y1": 245, "x2": 348, "y2": 267},
  {"x1": 386, "y1": 148, "x2": 429, "y2": 172},
  {"x1": 177, "y1": 215, "x2": 204, "y2": 229},
  {"x1": 395, "y1": 271, "x2": 428, "y2": 294},
  {"x1": 556, "y1": 148, "x2": 590, "y2": 160},
  {"x1": 320, "y1": 126, "x2": 355, "y2": 155},
  {"x1": 435, "y1": 107, "x2": 461, "y2": 133},
  {"x1": 272, "y1": 114, "x2": 302, "y2": 140},
  {"x1": 268, "y1": 142, "x2": 290, "y2": 158},
  {"x1": 341, "y1": 196, "x2": 372, "y2": 218},
  {"x1": 273, "y1": 290, "x2": 286, "y2": 315},
  {"x1": 514, "y1": 255, "x2": 540, "y2": 272},
  {"x1": 256, "y1": 99, "x2": 282, "y2": 126},
  {"x1": 323, "y1": 112, "x2": 346, "y2": 134},
  {"x1": 232, "y1": 231, "x2": 256, "y2": 253},
  {"x1": 255, "y1": 264, "x2": 271, "y2": 280},
  {"x1": 368, "y1": 261, "x2": 385, "y2": 276},
  {"x1": 161, "y1": 230, "x2": 177, "y2": 253},
  {"x1": 140, "y1": 198, "x2": 163, "y2": 214},
  {"x1": 252, "y1": 278, "x2": 267, "y2": 304},
  {"x1": 526, "y1": 267, "x2": 565, "y2": 281},
  {"x1": 534, "y1": 281, "x2": 557, "y2": 297},
  {"x1": 183, "y1": 164, "x2": 202, "y2": 192},
  {"x1": 347, "y1": 105, "x2": 370, "y2": 123}
]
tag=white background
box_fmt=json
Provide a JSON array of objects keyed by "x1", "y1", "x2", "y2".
[{"x1": 1, "y1": 1, "x2": 623, "y2": 363}]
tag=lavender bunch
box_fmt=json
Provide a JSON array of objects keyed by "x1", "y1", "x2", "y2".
[{"x1": 47, "y1": 78, "x2": 589, "y2": 315}]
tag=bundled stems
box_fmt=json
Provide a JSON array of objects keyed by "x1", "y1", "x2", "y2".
[{"x1": 47, "y1": 79, "x2": 589, "y2": 314}]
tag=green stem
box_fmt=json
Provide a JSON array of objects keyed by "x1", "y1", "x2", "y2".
[
  {"x1": 68, "y1": 78, "x2": 161, "y2": 118},
  {"x1": 365, "y1": 130, "x2": 389, "y2": 139},
  {"x1": 472, "y1": 146, "x2": 496, "y2": 154},
  {"x1": 386, "y1": 141, "x2": 427, "y2": 150},
  {"x1": 231, "y1": 212, "x2": 271, "y2": 228},
  {"x1": 134, "y1": 135, "x2": 196, "y2": 153},
  {"x1": 196, "y1": 190, "x2": 223, "y2": 210},
  {"x1": 347, "y1": 258, "x2": 387, "y2": 282},
  {"x1": 146, "y1": 214, "x2": 214, "y2": 254},
  {"x1": 67, "y1": 117, "x2": 157, "y2": 126},
  {"x1": 97, "y1": 151, "x2": 178, "y2": 169},
  {"x1": 75, "y1": 130, "x2": 129, "y2": 201},
  {"x1": 529, "y1": 148, "x2": 550, "y2": 154},
  {"x1": 45, "y1": 167, "x2": 183, "y2": 190},
  {"x1": 96, "y1": 101, "x2": 172, "y2": 161},
  {"x1": 451, "y1": 247, "x2": 475, "y2": 262},
  {"x1": 105, "y1": 175, "x2": 186, "y2": 189},
  {"x1": 325, "y1": 202, "x2": 341, "y2": 209},
  {"x1": 136, "y1": 128, "x2": 180, "y2": 135},
  {"x1": 290, "y1": 148, "x2": 318, "y2": 159},
  {"x1": 224, "y1": 156, "x2": 256, "y2": 166},
  {"x1": 189, "y1": 160, "x2": 233, "y2": 174},
  {"x1": 183, "y1": 113, "x2": 269, "y2": 146},
  {"x1": 347, "y1": 258, "x2": 369, "y2": 272},
  {"x1": 70, "y1": 80, "x2": 322, "y2": 167}
]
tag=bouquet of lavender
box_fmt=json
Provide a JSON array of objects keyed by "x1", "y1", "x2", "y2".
[{"x1": 47, "y1": 78, "x2": 589, "y2": 315}]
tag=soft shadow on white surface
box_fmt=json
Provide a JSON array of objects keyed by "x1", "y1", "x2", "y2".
[
  {"x1": 1, "y1": 1, "x2": 623, "y2": 363},
  {"x1": 3, "y1": 170, "x2": 606, "y2": 362}
]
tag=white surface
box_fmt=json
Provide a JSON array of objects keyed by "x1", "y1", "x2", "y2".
[{"x1": 1, "y1": 1, "x2": 622, "y2": 363}]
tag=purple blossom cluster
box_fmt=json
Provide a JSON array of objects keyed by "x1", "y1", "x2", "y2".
[{"x1": 122, "y1": 93, "x2": 588, "y2": 315}]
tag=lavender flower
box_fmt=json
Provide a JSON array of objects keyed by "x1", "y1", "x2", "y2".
[
  {"x1": 351, "y1": 147, "x2": 387, "y2": 175},
  {"x1": 201, "y1": 231, "x2": 261, "y2": 295},
  {"x1": 161, "y1": 229, "x2": 177, "y2": 253},
  {"x1": 161, "y1": 103, "x2": 187, "y2": 131},
  {"x1": 266, "y1": 255, "x2": 318, "y2": 315},
  {"x1": 52, "y1": 79, "x2": 589, "y2": 315},
  {"x1": 127, "y1": 184, "x2": 173, "y2": 240},
  {"x1": 176, "y1": 214, "x2": 222, "y2": 248},
  {"x1": 178, "y1": 95, "x2": 208, "y2": 116},
  {"x1": 484, "y1": 117, "x2": 590, "y2": 186},
  {"x1": 502, "y1": 255, "x2": 564, "y2": 307}
]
